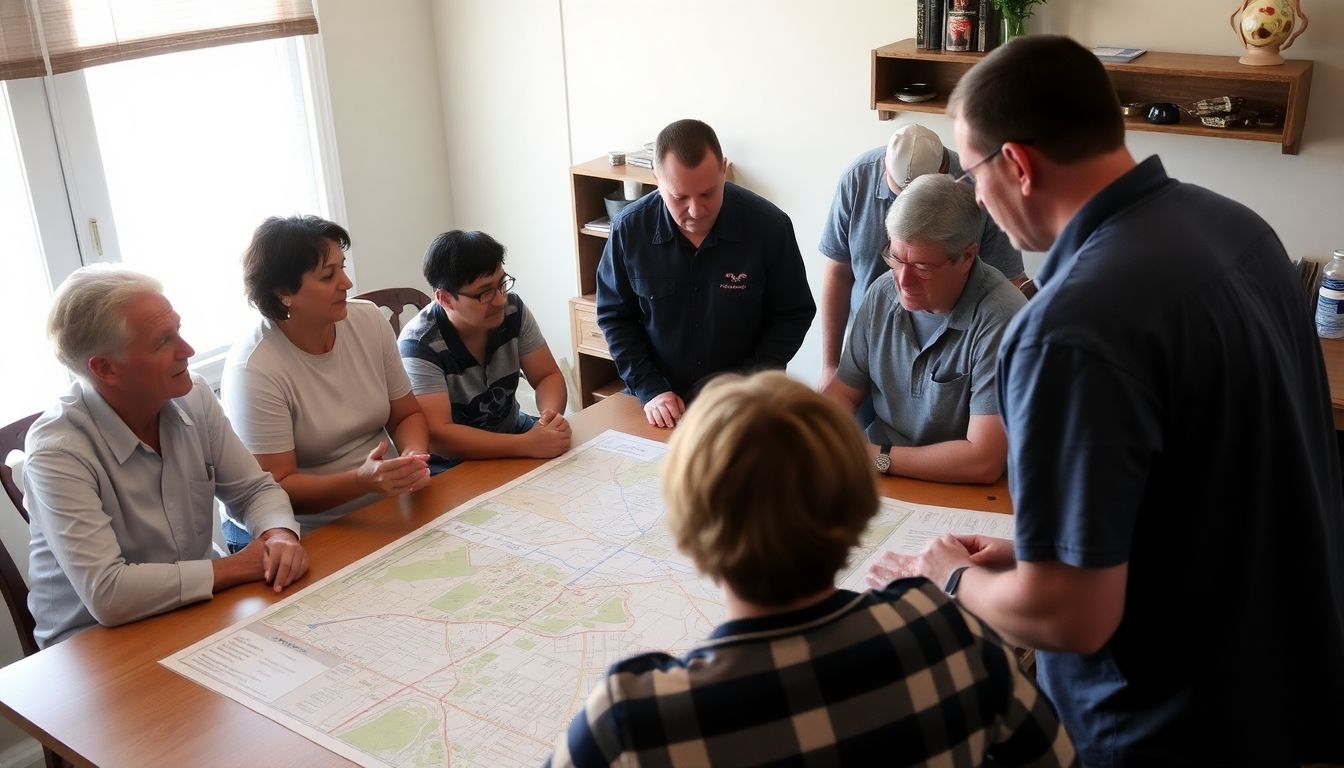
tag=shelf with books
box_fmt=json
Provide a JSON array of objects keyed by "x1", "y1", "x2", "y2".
[
  {"x1": 870, "y1": 39, "x2": 1313, "y2": 154},
  {"x1": 568, "y1": 158, "x2": 657, "y2": 406}
]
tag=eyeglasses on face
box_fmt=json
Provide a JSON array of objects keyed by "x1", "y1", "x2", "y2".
[
  {"x1": 880, "y1": 244, "x2": 952, "y2": 280},
  {"x1": 951, "y1": 139, "x2": 1034, "y2": 185},
  {"x1": 456, "y1": 273, "x2": 515, "y2": 304}
]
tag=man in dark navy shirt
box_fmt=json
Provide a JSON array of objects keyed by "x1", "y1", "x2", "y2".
[
  {"x1": 596, "y1": 118, "x2": 815, "y2": 428},
  {"x1": 870, "y1": 35, "x2": 1344, "y2": 767}
]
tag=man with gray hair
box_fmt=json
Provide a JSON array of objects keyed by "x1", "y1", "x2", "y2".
[
  {"x1": 23, "y1": 264, "x2": 308, "y2": 648},
  {"x1": 817, "y1": 123, "x2": 1025, "y2": 394},
  {"x1": 823, "y1": 174, "x2": 1024, "y2": 484}
]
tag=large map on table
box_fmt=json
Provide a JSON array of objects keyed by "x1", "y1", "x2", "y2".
[{"x1": 162, "y1": 431, "x2": 1012, "y2": 767}]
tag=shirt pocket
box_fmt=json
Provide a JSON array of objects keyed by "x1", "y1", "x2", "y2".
[
  {"x1": 630, "y1": 275, "x2": 678, "y2": 316},
  {"x1": 188, "y1": 479, "x2": 217, "y2": 540},
  {"x1": 921, "y1": 370, "x2": 973, "y2": 435}
]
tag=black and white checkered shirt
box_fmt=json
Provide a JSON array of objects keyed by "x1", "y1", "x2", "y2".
[{"x1": 547, "y1": 579, "x2": 1076, "y2": 767}]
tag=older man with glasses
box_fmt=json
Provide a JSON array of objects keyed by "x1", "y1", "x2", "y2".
[
  {"x1": 398, "y1": 230, "x2": 570, "y2": 473},
  {"x1": 816, "y1": 123, "x2": 1025, "y2": 398},
  {"x1": 822, "y1": 174, "x2": 1025, "y2": 484}
]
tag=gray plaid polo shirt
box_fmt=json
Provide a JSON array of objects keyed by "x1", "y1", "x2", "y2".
[{"x1": 548, "y1": 579, "x2": 1076, "y2": 767}]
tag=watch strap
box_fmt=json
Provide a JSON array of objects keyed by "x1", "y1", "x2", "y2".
[{"x1": 944, "y1": 565, "x2": 970, "y2": 596}]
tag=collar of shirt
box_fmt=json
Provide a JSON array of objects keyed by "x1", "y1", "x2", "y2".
[
  {"x1": 651, "y1": 182, "x2": 746, "y2": 248},
  {"x1": 1036, "y1": 155, "x2": 1174, "y2": 289},
  {"x1": 79, "y1": 378, "x2": 194, "y2": 465},
  {"x1": 697, "y1": 589, "x2": 866, "y2": 650}
]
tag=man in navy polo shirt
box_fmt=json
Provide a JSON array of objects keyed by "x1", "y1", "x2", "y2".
[
  {"x1": 596, "y1": 118, "x2": 815, "y2": 428},
  {"x1": 871, "y1": 35, "x2": 1344, "y2": 766}
]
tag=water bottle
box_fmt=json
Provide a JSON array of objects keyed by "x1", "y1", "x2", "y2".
[{"x1": 1316, "y1": 249, "x2": 1344, "y2": 339}]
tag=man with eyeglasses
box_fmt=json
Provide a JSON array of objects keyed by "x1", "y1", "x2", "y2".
[
  {"x1": 822, "y1": 174, "x2": 1024, "y2": 484},
  {"x1": 870, "y1": 35, "x2": 1344, "y2": 766},
  {"x1": 597, "y1": 118, "x2": 815, "y2": 428},
  {"x1": 817, "y1": 123, "x2": 1026, "y2": 396},
  {"x1": 398, "y1": 230, "x2": 570, "y2": 473}
]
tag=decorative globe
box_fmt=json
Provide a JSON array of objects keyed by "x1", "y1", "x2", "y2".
[{"x1": 1240, "y1": 1, "x2": 1294, "y2": 49}]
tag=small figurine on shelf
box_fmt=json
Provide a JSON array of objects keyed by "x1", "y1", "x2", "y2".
[{"x1": 1231, "y1": 0, "x2": 1308, "y2": 66}]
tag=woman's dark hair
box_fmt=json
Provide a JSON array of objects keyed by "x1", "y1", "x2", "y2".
[
  {"x1": 242, "y1": 215, "x2": 351, "y2": 321},
  {"x1": 423, "y1": 231, "x2": 506, "y2": 294}
]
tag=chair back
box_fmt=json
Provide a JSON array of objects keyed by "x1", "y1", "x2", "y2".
[
  {"x1": 1019, "y1": 278, "x2": 1039, "y2": 301},
  {"x1": 354, "y1": 287, "x2": 431, "y2": 336},
  {"x1": 1, "y1": 412, "x2": 41, "y2": 658}
]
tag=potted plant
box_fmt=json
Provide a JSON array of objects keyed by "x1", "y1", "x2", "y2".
[{"x1": 992, "y1": 0, "x2": 1047, "y2": 42}]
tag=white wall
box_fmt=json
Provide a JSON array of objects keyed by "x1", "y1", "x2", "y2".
[
  {"x1": 315, "y1": 0, "x2": 456, "y2": 294},
  {"x1": 432, "y1": 0, "x2": 1344, "y2": 384}
]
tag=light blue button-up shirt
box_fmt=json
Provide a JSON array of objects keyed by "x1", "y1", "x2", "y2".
[{"x1": 24, "y1": 375, "x2": 299, "y2": 648}]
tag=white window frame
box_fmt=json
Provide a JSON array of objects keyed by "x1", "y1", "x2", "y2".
[{"x1": 5, "y1": 33, "x2": 346, "y2": 390}]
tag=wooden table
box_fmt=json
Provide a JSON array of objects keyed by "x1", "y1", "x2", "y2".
[
  {"x1": 0, "y1": 394, "x2": 1010, "y2": 767},
  {"x1": 1320, "y1": 338, "x2": 1344, "y2": 429}
]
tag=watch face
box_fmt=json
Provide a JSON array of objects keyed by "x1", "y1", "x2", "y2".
[{"x1": 874, "y1": 453, "x2": 891, "y2": 473}]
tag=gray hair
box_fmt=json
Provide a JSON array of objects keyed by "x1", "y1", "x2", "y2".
[
  {"x1": 885, "y1": 174, "x2": 982, "y2": 262},
  {"x1": 48, "y1": 264, "x2": 163, "y2": 377}
]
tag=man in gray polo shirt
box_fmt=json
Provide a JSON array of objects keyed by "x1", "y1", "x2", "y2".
[
  {"x1": 818, "y1": 123, "x2": 1024, "y2": 393},
  {"x1": 823, "y1": 174, "x2": 1024, "y2": 484}
]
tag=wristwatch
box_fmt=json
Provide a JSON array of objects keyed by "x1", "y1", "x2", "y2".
[
  {"x1": 944, "y1": 565, "x2": 970, "y2": 596},
  {"x1": 873, "y1": 444, "x2": 892, "y2": 474}
]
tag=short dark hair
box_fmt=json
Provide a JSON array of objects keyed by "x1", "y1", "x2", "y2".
[
  {"x1": 242, "y1": 215, "x2": 351, "y2": 321},
  {"x1": 423, "y1": 230, "x2": 506, "y2": 294},
  {"x1": 948, "y1": 35, "x2": 1124, "y2": 164},
  {"x1": 655, "y1": 119, "x2": 724, "y2": 171}
]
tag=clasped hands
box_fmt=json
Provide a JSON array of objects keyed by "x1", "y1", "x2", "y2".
[
  {"x1": 358, "y1": 438, "x2": 431, "y2": 496},
  {"x1": 866, "y1": 534, "x2": 1015, "y2": 592},
  {"x1": 526, "y1": 409, "x2": 572, "y2": 458}
]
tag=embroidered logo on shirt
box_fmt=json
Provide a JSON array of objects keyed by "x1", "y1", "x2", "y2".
[{"x1": 720, "y1": 272, "x2": 749, "y2": 290}]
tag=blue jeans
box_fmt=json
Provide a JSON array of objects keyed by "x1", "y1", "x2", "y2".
[{"x1": 222, "y1": 518, "x2": 251, "y2": 554}]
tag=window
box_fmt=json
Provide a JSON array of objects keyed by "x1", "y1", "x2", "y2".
[
  {"x1": 0, "y1": 34, "x2": 341, "y2": 423},
  {"x1": 0, "y1": 90, "x2": 68, "y2": 425}
]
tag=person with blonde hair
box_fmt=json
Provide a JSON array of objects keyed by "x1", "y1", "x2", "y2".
[
  {"x1": 24, "y1": 265, "x2": 307, "y2": 648},
  {"x1": 547, "y1": 371, "x2": 1074, "y2": 767}
]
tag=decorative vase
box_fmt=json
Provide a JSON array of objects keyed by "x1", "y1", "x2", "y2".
[
  {"x1": 1231, "y1": 0, "x2": 1308, "y2": 66},
  {"x1": 1001, "y1": 12, "x2": 1027, "y2": 43}
]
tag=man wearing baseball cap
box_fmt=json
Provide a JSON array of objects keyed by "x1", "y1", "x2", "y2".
[{"x1": 817, "y1": 123, "x2": 1025, "y2": 396}]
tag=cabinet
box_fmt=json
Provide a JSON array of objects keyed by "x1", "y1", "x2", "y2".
[
  {"x1": 567, "y1": 157, "x2": 657, "y2": 407},
  {"x1": 870, "y1": 39, "x2": 1313, "y2": 154}
]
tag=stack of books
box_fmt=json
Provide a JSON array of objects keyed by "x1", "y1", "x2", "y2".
[{"x1": 917, "y1": 0, "x2": 1006, "y2": 53}]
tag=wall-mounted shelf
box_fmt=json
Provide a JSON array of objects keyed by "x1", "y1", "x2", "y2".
[{"x1": 871, "y1": 39, "x2": 1313, "y2": 154}]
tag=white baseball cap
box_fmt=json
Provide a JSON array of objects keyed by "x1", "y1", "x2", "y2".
[{"x1": 885, "y1": 124, "x2": 945, "y2": 190}]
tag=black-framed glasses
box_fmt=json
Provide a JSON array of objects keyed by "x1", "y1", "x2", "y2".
[
  {"x1": 456, "y1": 273, "x2": 515, "y2": 304},
  {"x1": 952, "y1": 145, "x2": 1005, "y2": 184},
  {"x1": 880, "y1": 243, "x2": 952, "y2": 280},
  {"x1": 952, "y1": 140, "x2": 1034, "y2": 184}
]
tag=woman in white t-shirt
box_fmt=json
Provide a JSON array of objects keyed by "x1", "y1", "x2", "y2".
[{"x1": 221, "y1": 215, "x2": 431, "y2": 549}]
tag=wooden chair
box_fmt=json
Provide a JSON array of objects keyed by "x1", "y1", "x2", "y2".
[
  {"x1": 1, "y1": 412, "x2": 69, "y2": 767},
  {"x1": 1019, "y1": 277, "x2": 1039, "y2": 300},
  {"x1": 354, "y1": 287, "x2": 431, "y2": 336}
]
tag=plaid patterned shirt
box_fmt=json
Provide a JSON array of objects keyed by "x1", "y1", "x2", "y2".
[{"x1": 547, "y1": 580, "x2": 1076, "y2": 767}]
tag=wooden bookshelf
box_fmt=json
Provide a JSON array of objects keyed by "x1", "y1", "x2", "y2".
[
  {"x1": 871, "y1": 39, "x2": 1313, "y2": 154},
  {"x1": 568, "y1": 158, "x2": 657, "y2": 406}
]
